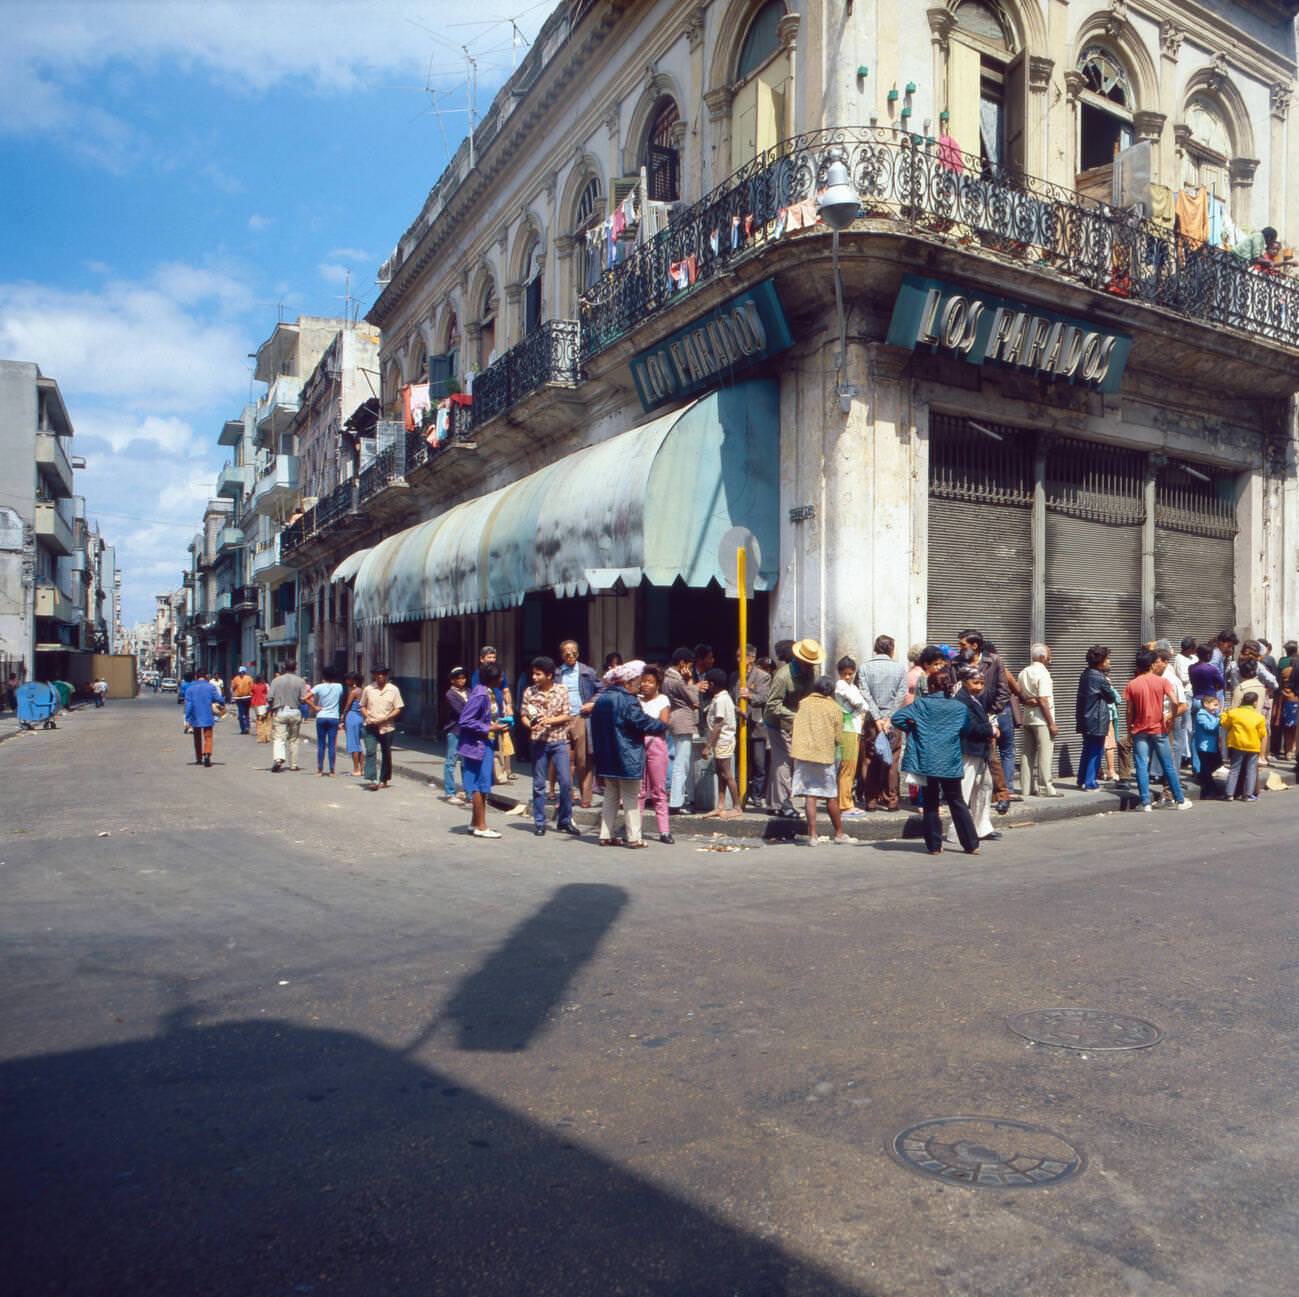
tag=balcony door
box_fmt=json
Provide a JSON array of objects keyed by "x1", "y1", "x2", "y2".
[
  {"x1": 729, "y1": 1, "x2": 789, "y2": 172},
  {"x1": 946, "y1": 0, "x2": 1027, "y2": 176}
]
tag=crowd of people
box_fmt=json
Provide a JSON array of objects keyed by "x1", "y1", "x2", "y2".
[{"x1": 171, "y1": 627, "x2": 1296, "y2": 848}]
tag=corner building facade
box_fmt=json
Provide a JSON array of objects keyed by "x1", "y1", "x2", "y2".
[{"x1": 286, "y1": 0, "x2": 1299, "y2": 750}]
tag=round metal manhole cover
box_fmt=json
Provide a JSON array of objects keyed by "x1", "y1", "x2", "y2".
[
  {"x1": 892, "y1": 1116, "x2": 1084, "y2": 1189},
  {"x1": 1006, "y1": 1008, "x2": 1163, "y2": 1052}
]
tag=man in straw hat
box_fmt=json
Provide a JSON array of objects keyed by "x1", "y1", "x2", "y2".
[{"x1": 765, "y1": 638, "x2": 821, "y2": 818}]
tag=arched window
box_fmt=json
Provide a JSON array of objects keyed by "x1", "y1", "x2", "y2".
[
  {"x1": 1183, "y1": 96, "x2": 1231, "y2": 196},
  {"x1": 644, "y1": 99, "x2": 680, "y2": 202},
  {"x1": 521, "y1": 239, "x2": 543, "y2": 336},
  {"x1": 730, "y1": 2, "x2": 789, "y2": 169},
  {"x1": 429, "y1": 310, "x2": 459, "y2": 398},
  {"x1": 946, "y1": 0, "x2": 1025, "y2": 172},
  {"x1": 477, "y1": 282, "x2": 497, "y2": 371},
  {"x1": 1076, "y1": 46, "x2": 1134, "y2": 179},
  {"x1": 736, "y1": 1, "x2": 784, "y2": 80},
  {"x1": 574, "y1": 175, "x2": 604, "y2": 294}
]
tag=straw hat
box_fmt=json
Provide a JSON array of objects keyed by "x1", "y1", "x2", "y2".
[
  {"x1": 1264, "y1": 770, "x2": 1287, "y2": 793},
  {"x1": 792, "y1": 637, "x2": 823, "y2": 665}
]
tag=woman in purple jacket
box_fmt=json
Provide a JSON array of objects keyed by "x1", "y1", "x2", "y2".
[{"x1": 457, "y1": 663, "x2": 505, "y2": 839}]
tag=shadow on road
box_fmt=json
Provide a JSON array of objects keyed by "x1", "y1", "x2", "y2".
[
  {"x1": 440, "y1": 882, "x2": 630, "y2": 1052},
  {"x1": 0, "y1": 1014, "x2": 871, "y2": 1297}
]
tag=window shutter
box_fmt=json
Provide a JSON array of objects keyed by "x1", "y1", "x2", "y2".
[
  {"x1": 646, "y1": 144, "x2": 679, "y2": 201},
  {"x1": 947, "y1": 41, "x2": 982, "y2": 160}
]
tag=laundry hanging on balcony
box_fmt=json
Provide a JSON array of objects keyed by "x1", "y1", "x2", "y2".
[{"x1": 352, "y1": 379, "x2": 780, "y2": 625}]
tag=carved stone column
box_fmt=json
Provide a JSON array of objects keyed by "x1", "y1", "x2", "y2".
[
  {"x1": 1028, "y1": 57, "x2": 1054, "y2": 178},
  {"x1": 1156, "y1": 21, "x2": 1183, "y2": 186},
  {"x1": 927, "y1": 8, "x2": 957, "y2": 129},
  {"x1": 1230, "y1": 156, "x2": 1259, "y2": 230},
  {"x1": 704, "y1": 86, "x2": 734, "y2": 184},
  {"x1": 1269, "y1": 82, "x2": 1291, "y2": 231},
  {"x1": 778, "y1": 13, "x2": 799, "y2": 143},
  {"x1": 503, "y1": 281, "x2": 524, "y2": 348}
]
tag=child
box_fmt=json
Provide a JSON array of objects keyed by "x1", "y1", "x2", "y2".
[
  {"x1": 1191, "y1": 695, "x2": 1224, "y2": 800},
  {"x1": 1220, "y1": 691, "x2": 1268, "y2": 802},
  {"x1": 701, "y1": 667, "x2": 741, "y2": 819}
]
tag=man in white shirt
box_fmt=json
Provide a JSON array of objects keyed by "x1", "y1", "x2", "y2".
[
  {"x1": 1165, "y1": 638, "x2": 1195, "y2": 765},
  {"x1": 1016, "y1": 643, "x2": 1062, "y2": 797}
]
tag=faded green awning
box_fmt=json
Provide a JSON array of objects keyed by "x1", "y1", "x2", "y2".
[{"x1": 354, "y1": 379, "x2": 779, "y2": 624}]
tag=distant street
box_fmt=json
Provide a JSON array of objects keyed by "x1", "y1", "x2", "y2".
[{"x1": 2, "y1": 695, "x2": 1297, "y2": 1297}]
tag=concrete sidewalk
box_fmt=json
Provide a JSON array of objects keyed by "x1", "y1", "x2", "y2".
[{"x1": 385, "y1": 728, "x2": 1295, "y2": 842}]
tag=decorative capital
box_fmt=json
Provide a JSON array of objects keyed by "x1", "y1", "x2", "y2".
[
  {"x1": 704, "y1": 86, "x2": 733, "y2": 120},
  {"x1": 685, "y1": 5, "x2": 706, "y2": 52},
  {"x1": 926, "y1": 7, "x2": 957, "y2": 49},
  {"x1": 1133, "y1": 109, "x2": 1166, "y2": 142},
  {"x1": 464, "y1": 321, "x2": 482, "y2": 342},
  {"x1": 668, "y1": 119, "x2": 688, "y2": 150},
  {"x1": 603, "y1": 107, "x2": 620, "y2": 142},
  {"x1": 503, "y1": 281, "x2": 523, "y2": 304},
  {"x1": 1173, "y1": 122, "x2": 1193, "y2": 150},
  {"x1": 777, "y1": 12, "x2": 799, "y2": 50},
  {"x1": 1159, "y1": 20, "x2": 1184, "y2": 59},
  {"x1": 554, "y1": 234, "x2": 577, "y2": 259},
  {"x1": 1102, "y1": 0, "x2": 1128, "y2": 39},
  {"x1": 1229, "y1": 156, "x2": 1260, "y2": 186},
  {"x1": 1028, "y1": 56, "x2": 1053, "y2": 91},
  {"x1": 1063, "y1": 70, "x2": 1085, "y2": 104},
  {"x1": 1270, "y1": 82, "x2": 1292, "y2": 121}
]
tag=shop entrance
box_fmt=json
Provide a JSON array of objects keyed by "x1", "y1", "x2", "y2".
[{"x1": 1154, "y1": 464, "x2": 1237, "y2": 647}]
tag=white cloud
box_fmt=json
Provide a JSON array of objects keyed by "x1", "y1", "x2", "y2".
[
  {"x1": 0, "y1": 264, "x2": 253, "y2": 414},
  {"x1": 318, "y1": 262, "x2": 351, "y2": 286},
  {"x1": 0, "y1": 2, "x2": 550, "y2": 167},
  {"x1": 326, "y1": 247, "x2": 371, "y2": 262},
  {"x1": 247, "y1": 213, "x2": 274, "y2": 232}
]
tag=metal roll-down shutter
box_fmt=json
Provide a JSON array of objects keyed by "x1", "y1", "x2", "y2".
[{"x1": 1154, "y1": 463, "x2": 1237, "y2": 648}]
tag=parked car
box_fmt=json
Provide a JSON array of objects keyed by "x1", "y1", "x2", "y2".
[{"x1": 159, "y1": 677, "x2": 178, "y2": 692}]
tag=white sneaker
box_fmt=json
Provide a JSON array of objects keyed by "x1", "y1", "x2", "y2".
[
  {"x1": 1140, "y1": 803, "x2": 1153, "y2": 812},
  {"x1": 1174, "y1": 800, "x2": 1193, "y2": 810},
  {"x1": 472, "y1": 828, "x2": 502, "y2": 839}
]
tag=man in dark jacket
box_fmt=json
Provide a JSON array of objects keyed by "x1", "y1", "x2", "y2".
[{"x1": 590, "y1": 661, "x2": 667, "y2": 848}]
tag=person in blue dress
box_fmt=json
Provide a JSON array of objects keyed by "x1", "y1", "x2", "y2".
[
  {"x1": 183, "y1": 669, "x2": 225, "y2": 767},
  {"x1": 342, "y1": 673, "x2": 365, "y2": 776}
]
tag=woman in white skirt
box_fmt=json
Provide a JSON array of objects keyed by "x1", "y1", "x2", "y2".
[
  {"x1": 791, "y1": 676, "x2": 849, "y2": 844},
  {"x1": 947, "y1": 665, "x2": 996, "y2": 844}
]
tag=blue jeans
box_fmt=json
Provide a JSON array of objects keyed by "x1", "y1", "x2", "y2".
[
  {"x1": 316, "y1": 718, "x2": 339, "y2": 772},
  {"x1": 532, "y1": 742, "x2": 573, "y2": 828},
  {"x1": 236, "y1": 698, "x2": 251, "y2": 733},
  {"x1": 668, "y1": 733, "x2": 694, "y2": 809},
  {"x1": 990, "y1": 712, "x2": 1015, "y2": 793},
  {"x1": 443, "y1": 730, "x2": 463, "y2": 796},
  {"x1": 1078, "y1": 733, "x2": 1106, "y2": 789},
  {"x1": 1132, "y1": 731, "x2": 1184, "y2": 805}
]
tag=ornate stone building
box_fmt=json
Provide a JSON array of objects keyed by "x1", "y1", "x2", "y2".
[{"x1": 279, "y1": 0, "x2": 1298, "y2": 747}]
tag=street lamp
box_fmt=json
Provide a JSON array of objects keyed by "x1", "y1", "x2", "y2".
[{"x1": 817, "y1": 150, "x2": 859, "y2": 410}]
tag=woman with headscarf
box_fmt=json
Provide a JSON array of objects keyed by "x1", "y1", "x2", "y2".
[
  {"x1": 590, "y1": 660, "x2": 667, "y2": 848},
  {"x1": 891, "y1": 660, "x2": 989, "y2": 855}
]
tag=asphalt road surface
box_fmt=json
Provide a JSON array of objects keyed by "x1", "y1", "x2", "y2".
[{"x1": 2, "y1": 695, "x2": 1297, "y2": 1297}]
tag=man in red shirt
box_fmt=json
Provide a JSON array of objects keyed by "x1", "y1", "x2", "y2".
[{"x1": 1124, "y1": 648, "x2": 1192, "y2": 811}]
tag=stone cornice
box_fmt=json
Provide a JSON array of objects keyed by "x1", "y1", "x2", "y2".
[{"x1": 1130, "y1": 0, "x2": 1296, "y2": 80}]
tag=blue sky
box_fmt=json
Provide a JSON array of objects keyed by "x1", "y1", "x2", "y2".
[{"x1": 0, "y1": 0, "x2": 550, "y2": 626}]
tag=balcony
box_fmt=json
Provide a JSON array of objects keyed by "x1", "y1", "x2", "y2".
[
  {"x1": 35, "y1": 583, "x2": 78, "y2": 623},
  {"x1": 219, "y1": 416, "x2": 248, "y2": 447},
  {"x1": 217, "y1": 462, "x2": 254, "y2": 499},
  {"x1": 250, "y1": 534, "x2": 295, "y2": 584},
  {"x1": 262, "y1": 612, "x2": 297, "y2": 645},
  {"x1": 35, "y1": 432, "x2": 74, "y2": 497},
  {"x1": 255, "y1": 374, "x2": 303, "y2": 448},
  {"x1": 579, "y1": 127, "x2": 1299, "y2": 364},
  {"x1": 469, "y1": 319, "x2": 580, "y2": 431},
  {"x1": 216, "y1": 524, "x2": 244, "y2": 554},
  {"x1": 249, "y1": 455, "x2": 300, "y2": 516},
  {"x1": 34, "y1": 499, "x2": 75, "y2": 555},
  {"x1": 215, "y1": 590, "x2": 233, "y2": 613},
  {"x1": 281, "y1": 477, "x2": 366, "y2": 560},
  {"x1": 231, "y1": 584, "x2": 259, "y2": 611}
]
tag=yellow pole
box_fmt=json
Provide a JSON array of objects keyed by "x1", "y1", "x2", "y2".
[{"x1": 737, "y1": 546, "x2": 748, "y2": 809}]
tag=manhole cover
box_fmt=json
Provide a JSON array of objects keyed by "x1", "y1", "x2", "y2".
[
  {"x1": 1006, "y1": 1008, "x2": 1162, "y2": 1051},
  {"x1": 892, "y1": 1116, "x2": 1083, "y2": 1188}
]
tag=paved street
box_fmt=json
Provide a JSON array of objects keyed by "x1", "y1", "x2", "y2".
[{"x1": 2, "y1": 695, "x2": 1297, "y2": 1297}]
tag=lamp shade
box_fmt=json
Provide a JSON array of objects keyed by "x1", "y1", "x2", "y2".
[{"x1": 817, "y1": 156, "x2": 859, "y2": 231}]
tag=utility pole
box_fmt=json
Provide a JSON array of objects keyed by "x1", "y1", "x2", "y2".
[{"x1": 464, "y1": 48, "x2": 477, "y2": 169}]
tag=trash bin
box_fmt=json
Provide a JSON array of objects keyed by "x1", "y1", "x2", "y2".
[{"x1": 689, "y1": 736, "x2": 716, "y2": 813}]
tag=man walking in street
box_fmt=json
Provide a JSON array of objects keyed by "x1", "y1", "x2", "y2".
[
  {"x1": 521, "y1": 655, "x2": 581, "y2": 838},
  {"x1": 1016, "y1": 643, "x2": 1063, "y2": 797},
  {"x1": 858, "y1": 635, "x2": 908, "y2": 811},
  {"x1": 557, "y1": 640, "x2": 597, "y2": 807},
  {"x1": 230, "y1": 665, "x2": 254, "y2": 736},
  {"x1": 269, "y1": 659, "x2": 310, "y2": 773},
  {"x1": 1125, "y1": 647, "x2": 1193, "y2": 812},
  {"x1": 183, "y1": 668, "x2": 224, "y2": 768},
  {"x1": 360, "y1": 665, "x2": 404, "y2": 790}
]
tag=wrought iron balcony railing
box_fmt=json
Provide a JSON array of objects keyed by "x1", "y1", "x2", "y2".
[
  {"x1": 469, "y1": 319, "x2": 581, "y2": 431},
  {"x1": 578, "y1": 126, "x2": 1299, "y2": 360}
]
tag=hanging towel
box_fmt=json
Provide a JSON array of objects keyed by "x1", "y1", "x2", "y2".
[
  {"x1": 731, "y1": 214, "x2": 742, "y2": 249},
  {"x1": 798, "y1": 197, "x2": 819, "y2": 228},
  {"x1": 403, "y1": 382, "x2": 430, "y2": 433},
  {"x1": 773, "y1": 207, "x2": 789, "y2": 238},
  {"x1": 1148, "y1": 184, "x2": 1174, "y2": 231},
  {"x1": 685, "y1": 253, "x2": 698, "y2": 285},
  {"x1": 1175, "y1": 187, "x2": 1208, "y2": 247},
  {"x1": 937, "y1": 134, "x2": 965, "y2": 174},
  {"x1": 1208, "y1": 194, "x2": 1226, "y2": 248},
  {"x1": 709, "y1": 227, "x2": 720, "y2": 255}
]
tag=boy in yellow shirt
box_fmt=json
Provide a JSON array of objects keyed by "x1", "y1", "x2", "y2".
[{"x1": 1220, "y1": 691, "x2": 1268, "y2": 801}]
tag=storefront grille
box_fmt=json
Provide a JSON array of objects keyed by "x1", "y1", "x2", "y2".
[
  {"x1": 1154, "y1": 461, "x2": 1237, "y2": 644},
  {"x1": 927, "y1": 414, "x2": 1033, "y2": 505}
]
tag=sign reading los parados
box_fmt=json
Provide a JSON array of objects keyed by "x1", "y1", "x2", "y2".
[
  {"x1": 887, "y1": 273, "x2": 1133, "y2": 394},
  {"x1": 630, "y1": 278, "x2": 793, "y2": 414}
]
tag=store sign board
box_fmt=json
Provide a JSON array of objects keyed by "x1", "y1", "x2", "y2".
[
  {"x1": 630, "y1": 279, "x2": 793, "y2": 413},
  {"x1": 887, "y1": 273, "x2": 1132, "y2": 394}
]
